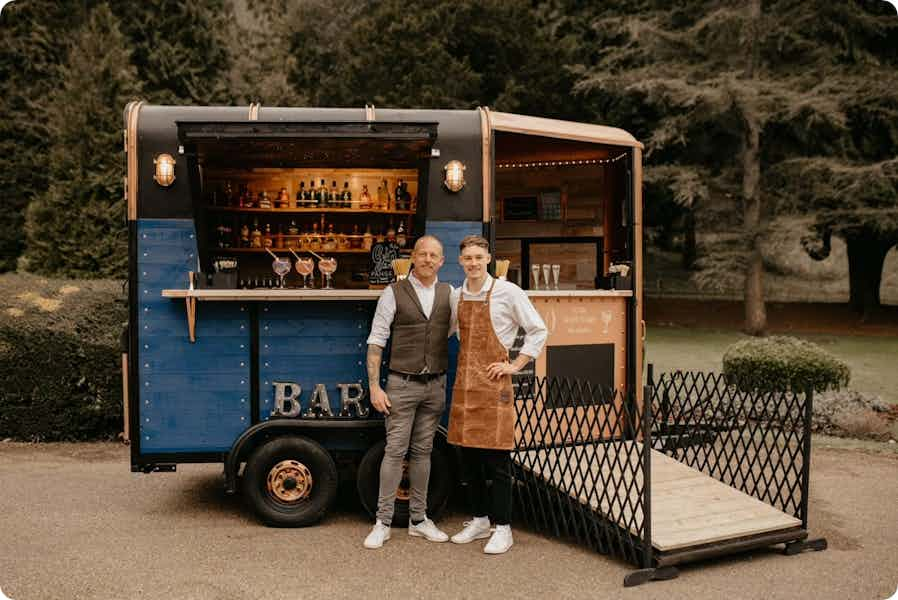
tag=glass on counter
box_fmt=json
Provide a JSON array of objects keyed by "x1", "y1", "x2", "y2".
[
  {"x1": 318, "y1": 257, "x2": 337, "y2": 289},
  {"x1": 295, "y1": 256, "x2": 314, "y2": 288}
]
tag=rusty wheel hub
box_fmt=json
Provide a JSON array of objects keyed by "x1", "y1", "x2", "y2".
[{"x1": 267, "y1": 459, "x2": 313, "y2": 503}]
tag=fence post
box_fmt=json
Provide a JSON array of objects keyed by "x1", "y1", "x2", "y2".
[
  {"x1": 641, "y1": 374, "x2": 653, "y2": 568},
  {"x1": 799, "y1": 385, "x2": 814, "y2": 529}
]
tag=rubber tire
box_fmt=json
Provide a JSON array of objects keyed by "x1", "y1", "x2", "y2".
[
  {"x1": 356, "y1": 438, "x2": 451, "y2": 527},
  {"x1": 242, "y1": 436, "x2": 338, "y2": 527}
]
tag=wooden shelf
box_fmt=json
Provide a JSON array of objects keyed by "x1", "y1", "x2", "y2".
[
  {"x1": 206, "y1": 206, "x2": 416, "y2": 215},
  {"x1": 213, "y1": 247, "x2": 376, "y2": 254}
]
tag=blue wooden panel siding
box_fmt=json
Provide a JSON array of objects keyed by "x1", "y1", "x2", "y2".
[
  {"x1": 258, "y1": 301, "x2": 376, "y2": 422},
  {"x1": 137, "y1": 219, "x2": 251, "y2": 453}
]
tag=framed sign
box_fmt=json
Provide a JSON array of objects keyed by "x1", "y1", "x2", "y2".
[
  {"x1": 501, "y1": 195, "x2": 539, "y2": 221},
  {"x1": 369, "y1": 241, "x2": 401, "y2": 285}
]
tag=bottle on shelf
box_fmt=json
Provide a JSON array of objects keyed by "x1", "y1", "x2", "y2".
[
  {"x1": 396, "y1": 220, "x2": 407, "y2": 248},
  {"x1": 277, "y1": 187, "x2": 289, "y2": 209},
  {"x1": 330, "y1": 181, "x2": 339, "y2": 207},
  {"x1": 242, "y1": 185, "x2": 254, "y2": 208},
  {"x1": 343, "y1": 181, "x2": 354, "y2": 208},
  {"x1": 296, "y1": 182, "x2": 305, "y2": 208},
  {"x1": 318, "y1": 178, "x2": 329, "y2": 207},
  {"x1": 323, "y1": 223, "x2": 337, "y2": 252},
  {"x1": 351, "y1": 224, "x2": 361, "y2": 249},
  {"x1": 310, "y1": 222, "x2": 321, "y2": 250},
  {"x1": 312, "y1": 179, "x2": 322, "y2": 207},
  {"x1": 363, "y1": 223, "x2": 374, "y2": 251},
  {"x1": 258, "y1": 191, "x2": 272, "y2": 210},
  {"x1": 305, "y1": 180, "x2": 314, "y2": 207},
  {"x1": 250, "y1": 218, "x2": 263, "y2": 248},
  {"x1": 239, "y1": 217, "x2": 250, "y2": 248},
  {"x1": 222, "y1": 181, "x2": 234, "y2": 207},
  {"x1": 360, "y1": 184, "x2": 372, "y2": 209},
  {"x1": 263, "y1": 223, "x2": 274, "y2": 248},
  {"x1": 386, "y1": 220, "x2": 396, "y2": 244},
  {"x1": 376, "y1": 185, "x2": 387, "y2": 210},
  {"x1": 215, "y1": 217, "x2": 232, "y2": 249},
  {"x1": 394, "y1": 179, "x2": 404, "y2": 211},
  {"x1": 275, "y1": 224, "x2": 285, "y2": 249},
  {"x1": 288, "y1": 219, "x2": 300, "y2": 236},
  {"x1": 382, "y1": 178, "x2": 392, "y2": 210}
]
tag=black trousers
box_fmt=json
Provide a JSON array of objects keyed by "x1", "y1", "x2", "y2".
[{"x1": 458, "y1": 446, "x2": 512, "y2": 526}]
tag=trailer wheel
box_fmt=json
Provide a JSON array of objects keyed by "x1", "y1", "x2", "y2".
[
  {"x1": 356, "y1": 438, "x2": 451, "y2": 527},
  {"x1": 242, "y1": 436, "x2": 338, "y2": 527}
]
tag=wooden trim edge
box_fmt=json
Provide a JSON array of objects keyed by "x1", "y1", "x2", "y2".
[
  {"x1": 125, "y1": 100, "x2": 144, "y2": 221},
  {"x1": 479, "y1": 107, "x2": 492, "y2": 223}
]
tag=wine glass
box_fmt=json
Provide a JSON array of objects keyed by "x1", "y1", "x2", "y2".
[
  {"x1": 295, "y1": 257, "x2": 314, "y2": 289},
  {"x1": 318, "y1": 256, "x2": 338, "y2": 289},
  {"x1": 272, "y1": 257, "x2": 291, "y2": 289}
]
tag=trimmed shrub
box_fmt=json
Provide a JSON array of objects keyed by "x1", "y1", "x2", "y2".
[
  {"x1": 722, "y1": 335, "x2": 851, "y2": 393},
  {"x1": 0, "y1": 273, "x2": 126, "y2": 441}
]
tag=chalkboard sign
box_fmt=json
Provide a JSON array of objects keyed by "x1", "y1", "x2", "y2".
[
  {"x1": 546, "y1": 343, "x2": 615, "y2": 407},
  {"x1": 509, "y1": 327, "x2": 536, "y2": 391},
  {"x1": 502, "y1": 196, "x2": 538, "y2": 221},
  {"x1": 369, "y1": 241, "x2": 401, "y2": 285}
]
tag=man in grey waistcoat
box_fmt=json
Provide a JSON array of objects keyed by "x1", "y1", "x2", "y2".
[{"x1": 363, "y1": 235, "x2": 453, "y2": 549}]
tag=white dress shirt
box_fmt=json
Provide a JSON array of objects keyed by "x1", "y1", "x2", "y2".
[
  {"x1": 450, "y1": 274, "x2": 548, "y2": 360},
  {"x1": 366, "y1": 272, "x2": 444, "y2": 349}
]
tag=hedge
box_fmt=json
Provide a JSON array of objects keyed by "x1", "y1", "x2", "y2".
[
  {"x1": 722, "y1": 335, "x2": 851, "y2": 394},
  {"x1": 0, "y1": 273, "x2": 126, "y2": 441}
]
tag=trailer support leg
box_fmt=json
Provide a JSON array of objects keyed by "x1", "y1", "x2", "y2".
[
  {"x1": 623, "y1": 566, "x2": 679, "y2": 587},
  {"x1": 783, "y1": 538, "x2": 827, "y2": 556}
]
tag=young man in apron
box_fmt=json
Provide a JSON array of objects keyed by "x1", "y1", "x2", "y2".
[
  {"x1": 448, "y1": 235, "x2": 547, "y2": 554},
  {"x1": 363, "y1": 235, "x2": 453, "y2": 549}
]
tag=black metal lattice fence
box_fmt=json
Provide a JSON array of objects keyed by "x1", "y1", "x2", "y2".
[
  {"x1": 510, "y1": 370, "x2": 814, "y2": 570},
  {"x1": 650, "y1": 369, "x2": 812, "y2": 525},
  {"x1": 512, "y1": 377, "x2": 651, "y2": 568}
]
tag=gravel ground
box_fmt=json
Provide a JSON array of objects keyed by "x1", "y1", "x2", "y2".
[{"x1": 0, "y1": 441, "x2": 896, "y2": 600}]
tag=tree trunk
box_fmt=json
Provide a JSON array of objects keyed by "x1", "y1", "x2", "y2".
[
  {"x1": 845, "y1": 233, "x2": 893, "y2": 320},
  {"x1": 742, "y1": 0, "x2": 765, "y2": 336}
]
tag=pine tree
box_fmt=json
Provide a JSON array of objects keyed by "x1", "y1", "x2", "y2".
[
  {"x1": 0, "y1": 0, "x2": 96, "y2": 271},
  {"x1": 23, "y1": 3, "x2": 141, "y2": 278},
  {"x1": 560, "y1": 0, "x2": 898, "y2": 328},
  {"x1": 112, "y1": 1, "x2": 233, "y2": 104}
]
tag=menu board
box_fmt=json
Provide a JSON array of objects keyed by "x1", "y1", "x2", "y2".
[
  {"x1": 510, "y1": 327, "x2": 536, "y2": 391},
  {"x1": 369, "y1": 241, "x2": 401, "y2": 285}
]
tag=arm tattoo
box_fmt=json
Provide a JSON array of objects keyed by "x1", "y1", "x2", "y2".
[{"x1": 366, "y1": 344, "x2": 383, "y2": 388}]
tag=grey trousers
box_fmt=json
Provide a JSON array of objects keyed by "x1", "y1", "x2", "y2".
[{"x1": 376, "y1": 373, "x2": 446, "y2": 525}]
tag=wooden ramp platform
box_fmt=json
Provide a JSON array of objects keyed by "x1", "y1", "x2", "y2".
[{"x1": 515, "y1": 442, "x2": 802, "y2": 553}]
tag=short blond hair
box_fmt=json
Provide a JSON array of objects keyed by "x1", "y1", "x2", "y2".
[{"x1": 458, "y1": 235, "x2": 490, "y2": 253}]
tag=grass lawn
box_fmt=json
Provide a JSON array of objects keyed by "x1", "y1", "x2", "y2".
[{"x1": 646, "y1": 326, "x2": 898, "y2": 405}]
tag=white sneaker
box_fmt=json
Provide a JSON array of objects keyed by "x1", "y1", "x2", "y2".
[
  {"x1": 408, "y1": 517, "x2": 449, "y2": 542},
  {"x1": 450, "y1": 516, "x2": 492, "y2": 544},
  {"x1": 363, "y1": 519, "x2": 391, "y2": 549},
  {"x1": 484, "y1": 524, "x2": 513, "y2": 554}
]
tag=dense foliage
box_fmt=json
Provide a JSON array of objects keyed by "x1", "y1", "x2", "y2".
[
  {"x1": 722, "y1": 335, "x2": 851, "y2": 393},
  {"x1": 0, "y1": 0, "x2": 896, "y2": 324}
]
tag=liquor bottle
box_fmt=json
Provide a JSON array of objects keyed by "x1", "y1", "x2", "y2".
[
  {"x1": 343, "y1": 181, "x2": 353, "y2": 208},
  {"x1": 396, "y1": 220, "x2": 407, "y2": 248},
  {"x1": 275, "y1": 224, "x2": 285, "y2": 249},
  {"x1": 313, "y1": 179, "x2": 322, "y2": 207},
  {"x1": 242, "y1": 186, "x2": 254, "y2": 208},
  {"x1": 215, "y1": 218, "x2": 232, "y2": 249},
  {"x1": 263, "y1": 223, "x2": 274, "y2": 248},
  {"x1": 330, "y1": 181, "x2": 339, "y2": 207},
  {"x1": 258, "y1": 191, "x2": 272, "y2": 210},
  {"x1": 382, "y1": 178, "x2": 392, "y2": 210},
  {"x1": 323, "y1": 224, "x2": 337, "y2": 252},
  {"x1": 376, "y1": 185, "x2": 387, "y2": 210},
  {"x1": 386, "y1": 220, "x2": 396, "y2": 244},
  {"x1": 394, "y1": 179, "x2": 404, "y2": 211},
  {"x1": 362, "y1": 223, "x2": 374, "y2": 250},
  {"x1": 277, "y1": 187, "x2": 289, "y2": 209},
  {"x1": 310, "y1": 222, "x2": 321, "y2": 250},
  {"x1": 222, "y1": 181, "x2": 233, "y2": 207},
  {"x1": 338, "y1": 226, "x2": 350, "y2": 250},
  {"x1": 319, "y1": 179, "x2": 329, "y2": 207},
  {"x1": 351, "y1": 224, "x2": 361, "y2": 249},
  {"x1": 239, "y1": 218, "x2": 250, "y2": 248},
  {"x1": 360, "y1": 185, "x2": 372, "y2": 209},
  {"x1": 288, "y1": 219, "x2": 299, "y2": 236},
  {"x1": 296, "y1": 182, "x2": 305, "y2": 208},
  {"x1": 250, "y1": 218, "x2": 263, "y2": 248}
]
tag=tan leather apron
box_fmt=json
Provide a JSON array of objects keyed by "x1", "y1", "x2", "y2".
[{"x1": 447, "y1": 280, "x2": 516, "y2": 450}]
